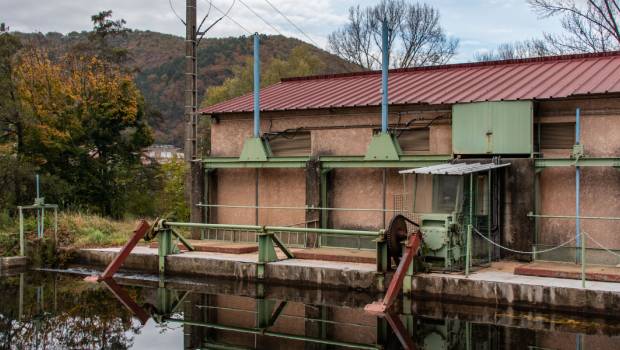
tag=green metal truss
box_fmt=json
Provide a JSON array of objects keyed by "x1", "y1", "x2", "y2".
[{"x1": 203, "y1": 154, "x2": 452, "y2": 169}]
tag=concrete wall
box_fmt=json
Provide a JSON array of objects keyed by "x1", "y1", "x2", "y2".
[
  {"x1": 208, "y1": 97, "x2": 620, "y2": 256},
  {"x1": 209, "y1": 107, "x2": 449, "y2": 229},
  {"x1": 537, "y1": 97, "x2": 620, "y2": 255}
]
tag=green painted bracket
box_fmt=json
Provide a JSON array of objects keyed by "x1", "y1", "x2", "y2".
[
  {"x1": 258, "y1": 232, "x2": 279, "y2": 263},
  {"x1": 272, "y1": 234, "x2": 295, "y2": 258},
  {"x1": 170, "y1": 228, "x2": 195, "y2": 251},
  {"x1": 239, "y1": 137, "x2": 272, "y2": 161},
  {"x1": 364, "y1": 133, "x2": 402, "y2": 161}
]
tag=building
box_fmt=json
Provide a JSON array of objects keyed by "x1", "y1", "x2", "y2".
[
  {"x1": 144, "y1": 144, "x2": 184, "y2": 164},
  {"x1": 200, "y1": 51, "x2": 620, "y2": 264}
]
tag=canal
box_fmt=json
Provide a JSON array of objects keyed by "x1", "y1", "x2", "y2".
[{"x1": 1, "y1": 269, "x2": 619, "y2": 349}]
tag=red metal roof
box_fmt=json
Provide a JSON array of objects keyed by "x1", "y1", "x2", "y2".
[{"x1": 201, "y1": 51, "x2": 620, "y2": 115}]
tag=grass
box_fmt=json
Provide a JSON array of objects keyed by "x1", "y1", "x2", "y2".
[
  {"x1": 0, "y1": 211, "x2": 144, "y2": 256},
  {"x1": 56, "y1": 212, "x2": 142, "y2": 249}
]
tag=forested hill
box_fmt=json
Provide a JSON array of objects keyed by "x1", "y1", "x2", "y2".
[{"x1": 15, "y1": 30, "x2": 359, "y2": 145}]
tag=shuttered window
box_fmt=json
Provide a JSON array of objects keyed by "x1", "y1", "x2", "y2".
[
  {"x1": 535, "y1": 123, "x2": 575, "y2": 150},
  {"x1": 268, "y1": 132, "x2": 311, "y2": 156},
  {"x1": 397, "y1": 128, "x2": 430, "y2": 153}
]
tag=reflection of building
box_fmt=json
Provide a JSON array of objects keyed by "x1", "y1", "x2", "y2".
[{"x1": 143, "y1": 144, "x2": 184, "y2": 164}]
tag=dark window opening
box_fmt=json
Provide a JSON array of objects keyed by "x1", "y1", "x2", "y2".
[
  {"x1": 268, "y1": 131, "x2": 311, "y2": 156},
  {"x1": 397, "y1": 128, "x2": 430, "y2": 153},
  {"x1": 535, "y1": 123, "x2": 575, "y2": 150}
]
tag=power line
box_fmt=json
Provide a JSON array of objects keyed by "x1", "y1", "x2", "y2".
[
  {"x1": 238, "y1": 0, "x2": 283, "y2": 36},
  {"x1": 197, "y1": 0, "x2": 237, "y2": 46},
  {"x1": 207, "y1": 0, "x2": 253, "y2": 35},
  {"x1": 262, "y1": 0, "x2": 320, "y2": 47}
]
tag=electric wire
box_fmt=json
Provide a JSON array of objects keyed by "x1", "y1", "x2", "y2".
[
  {"x1": 207, "y1": 0, "x2": 253, "y2": 34},
  {"x1": 238, "y1": 0, "x2": 283, "y2": 35},
  {"x1": 197, "y1": 0, "x2": 237, "y2": 45},
  {"x1": 262, "y1": 0, "x2": 320, "y2": 46},
  {"x1": 168, "y1": 0, "x2": 186, "y2": 25},
  {"x1": 472, "y1": 226, "x2": 576, "y2": 255}
]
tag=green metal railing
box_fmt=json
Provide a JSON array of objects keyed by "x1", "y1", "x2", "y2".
[
  {"x1": 529, "y1": 213, "x2": 620, "y2": 288},
  {"x1": 159, "y1": 221, "x2": 386, "y2": 280}
]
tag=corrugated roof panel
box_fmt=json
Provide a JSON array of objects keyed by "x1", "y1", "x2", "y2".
[
  {"x1": 201, "y1": 51, "x2": 620, "y2": 115},
  {"x1": 400, "y1": 162, "x2": 511, "y2": 175}
]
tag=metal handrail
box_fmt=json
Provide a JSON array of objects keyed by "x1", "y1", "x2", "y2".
[
  {"x1": 527, "y1": 213, "x2": 620, "y2": 221},
  {"x1": 164, "y1": 221, "x2": 382, "y2": 237}
]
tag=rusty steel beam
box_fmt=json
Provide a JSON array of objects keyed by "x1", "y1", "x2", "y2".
[
  {"x1": 101, "y1": 279, "x2": 150, "y2": 325},
  {"x1": 383, "y1": 312, "x2": 416, "y2": 350},
  {"x1": 365, "y1": 233, "x2": 421, "y2": 315},
  {"x1": 85, "y1": 220, "x2": 151, "y2": 282}
]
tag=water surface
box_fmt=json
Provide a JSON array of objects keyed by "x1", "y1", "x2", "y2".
[{"x1": 1, "y1": 269, "x2": 619, "y2": 349}]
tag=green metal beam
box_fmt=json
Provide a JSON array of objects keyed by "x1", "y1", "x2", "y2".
[
  {"x1": 535, "y1": 157, "x2": 620, "y2": 168},
  {"x1": 320, "y1": 155, "x2": 451, "y2": 169},
  {"x1": 203, "y1": 154, "x2": 451, "y2": 169},
  {"x1": 203, "y1": 157, "x2": 309, "y2": 169}
]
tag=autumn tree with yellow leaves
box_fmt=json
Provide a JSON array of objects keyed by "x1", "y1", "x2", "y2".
[{"x1": 13, "y1": 48, "x2": 154, "y2": 217}]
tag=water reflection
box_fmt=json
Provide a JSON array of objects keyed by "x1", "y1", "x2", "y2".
[{"x1": 1, "y1": 269, "x2": 620, "y2": 349}]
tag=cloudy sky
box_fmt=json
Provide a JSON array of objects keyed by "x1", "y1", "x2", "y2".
[{"x1": 2, "y1": 0, "x2": 562, "y2": 62}]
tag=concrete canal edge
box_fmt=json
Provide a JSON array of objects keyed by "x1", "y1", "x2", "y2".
[
  {"x1": 70, "y1": 247, "x2": 620, "y2": 315},
  {"x1": 0, "y1": 256, "x2": 29, "y2": 271}
]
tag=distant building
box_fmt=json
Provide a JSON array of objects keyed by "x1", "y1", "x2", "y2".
[{"x1": 143, "y1": 144, "x2": 184, "y2": 164}]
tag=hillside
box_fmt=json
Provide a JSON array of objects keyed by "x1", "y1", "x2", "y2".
[{"x1": 15, "y1": 30, "x2": 360, "y2": 145}]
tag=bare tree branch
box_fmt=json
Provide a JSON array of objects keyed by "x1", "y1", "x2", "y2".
[
  {"x1": 528, "y1": 0, "x2": 620, "y2": 53},
  {"x1": 328, "y1": 0, "x2": 458, "y2": 69}
]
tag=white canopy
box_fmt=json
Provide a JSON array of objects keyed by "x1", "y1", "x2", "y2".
[{"x1": 399, "y1": 162, "x2": 511, "y2": 175}]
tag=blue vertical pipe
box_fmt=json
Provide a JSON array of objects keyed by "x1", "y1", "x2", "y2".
[
  {"x1": 575, "y1": 108, "x2": 581, "y2": 262},
  {"x1": 381, "y1": 20, "x2": 388, "y2": 133},
  {"x1": 253, "y1": 33, "x2": 260, "y2": 138}
]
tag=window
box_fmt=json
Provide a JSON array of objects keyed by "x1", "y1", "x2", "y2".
[
  {"x1": 535, "y1": 123, "x2": 575, "y2": 150},
  {"x1": 476, "y1": 174, "x2": 489, "y2": 216},
  {"x1": 268, "y1": 131, "x2": 311, "y2": 156},
  {"x1": 397, "y1": 128, "x2": 430, "y2": 153},
  {"x1": 432, "y1": 175, "x2": 462, "y2": 213}
]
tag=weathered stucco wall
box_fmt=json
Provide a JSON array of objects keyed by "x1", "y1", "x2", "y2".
[
  {"x1": 208, "y1": 98, "x2": 620, "y2": 255},
  {"x1": 209, "y1": 107, "x2": 449, "y2": 230},
  {"x1": 538, "y1": 98, "x2": 620, "y2": 254}
]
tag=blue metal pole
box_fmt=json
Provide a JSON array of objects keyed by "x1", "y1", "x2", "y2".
[
  {"x1": 253, "y1": 33, "x2": 260, "y2": 138},
  {"x1": 575, "y1": 108, "x2": 581, "y2": 263},
  {"x1": 381, "y1": 20, "x2": 388, "y2": 134}
]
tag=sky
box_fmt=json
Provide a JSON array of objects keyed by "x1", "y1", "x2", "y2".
[{"x1": 1, "y1": 0, "x2": 563, "y2": 62}]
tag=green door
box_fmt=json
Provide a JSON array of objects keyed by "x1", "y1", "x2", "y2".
[{"x1": 452, "y1": 101, "x2": 533, "y2": 155}]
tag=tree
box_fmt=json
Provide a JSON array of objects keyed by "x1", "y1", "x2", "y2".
[
  {"x1": 328, "y1": 0, "x2": 459, "y2": 69},
  {"x1": 203, "y1": 45, "x2": 326, "y2": 107},
  {"x1": 13, "y1": 48, "x2": 153, "y2": 217},
  {"x1": 72, "y1": 10, "x2": 131, "y2": 66},
  {"x1": 0, "y1": 32, "x2": 23, "y2": 152},
  {"x1": 528, "y1": 0, "x2": 620, "y2": 53},
  {"x1": 474, "y1": 39, "x2": 552, "y2": 61}
]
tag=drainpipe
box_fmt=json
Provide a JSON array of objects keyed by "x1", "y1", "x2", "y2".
[
  {"x1": 381, "y1": 20, "x2": 389, "y2": 134},
  {"x1": 253, "y1": 33, "x2": 260, "y2": 138},
  {"x1": 575, "y1": 108, "x2": 581, "y2": 263}
]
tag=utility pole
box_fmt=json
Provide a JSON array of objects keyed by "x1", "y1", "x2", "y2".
[{"x1": 185, "y1": 0, "x2": 204, "y2": 231}]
